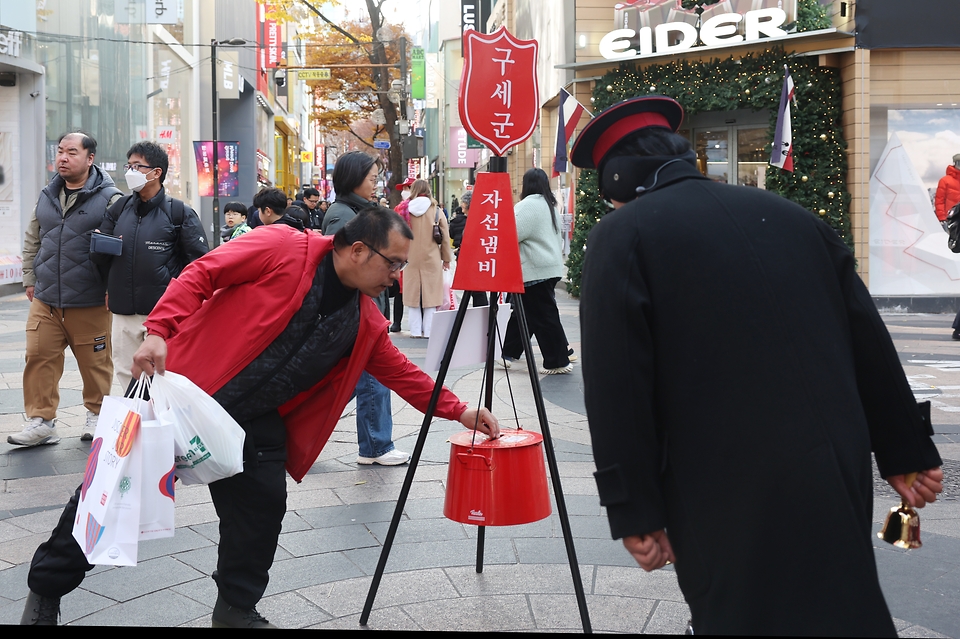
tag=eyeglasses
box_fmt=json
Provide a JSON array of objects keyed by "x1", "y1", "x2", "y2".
[
  {"x1": 124, "y1": 163, "x2": 156, "y2": 172},
  {"x1": 362, "y1": 242, "x2": 407, "y2": 272}
]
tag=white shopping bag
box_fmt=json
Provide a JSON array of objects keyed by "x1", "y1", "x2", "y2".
[
  {"x1": 72, "y1": 382, "x2": 152, "y2": 566},
  {"x1": 150, "y1": 371, "x2": 245, "y2": 486},
  {"x1": 138, "y1": 418, "x2": 176, "y2": 541}
]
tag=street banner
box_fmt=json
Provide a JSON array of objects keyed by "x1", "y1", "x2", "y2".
[
  {"x1": 770, "y1": 64, "x2": 796, "y2": 172},
  {"x1": 193, "y1": 141, "x2": 239, "y2": 198},
  {"x1": 412, "y1": 47, "x2": 425, "y2": 100},
  {"x1": 553, "y1": 87, "x2": 588, "y2": 177},
  {"x1": 452, "y1": 171, "x2": 524, "y2": 294},
  {"x1": 458, "y1": 26, "x2": 539, "y2": 156}
]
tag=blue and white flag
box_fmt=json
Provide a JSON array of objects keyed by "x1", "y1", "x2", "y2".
[{"x1": 770, "y1": 65, "x2": 796, "y2": 172}]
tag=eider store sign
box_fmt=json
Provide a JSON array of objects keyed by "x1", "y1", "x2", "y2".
[{"x1": 599, "y1": 8, "x2": 788, "y2": 59}]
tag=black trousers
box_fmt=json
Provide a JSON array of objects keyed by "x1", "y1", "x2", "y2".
[
  {"x1": 501, "y1": 278, "x2": 570, "y2": 369},
  {"x1": 27, "y1": 411, "x2": 287, "y2": 609}
]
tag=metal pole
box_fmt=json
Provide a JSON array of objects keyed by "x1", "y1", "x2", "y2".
[
  {"x1": 211, "y1": 39, "x2": 221, "y2": 247},
  {"x1": 514, "y1": 295, "x2": 592, "y2": 633},
  {"x1": 360, "y1": 299, "x2": 473, "y2": 626}
]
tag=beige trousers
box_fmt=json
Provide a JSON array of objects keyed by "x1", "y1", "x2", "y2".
[
  {"x1": 23, "y1": 299, "x2": 113, "y2": 419},
  {"x1": 111, "y1": 313, "x2": 149, "y2": 394}
]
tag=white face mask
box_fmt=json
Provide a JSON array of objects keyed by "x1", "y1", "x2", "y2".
[
  {"x1": 124, "y1": 168, "x2": 153, "y2": 193},
  {"x1": 400, "y1": 189, "x2": 411, "y2": 200}
]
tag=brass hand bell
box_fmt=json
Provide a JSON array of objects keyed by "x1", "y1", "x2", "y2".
[{"x1": 877, "y1": 472, "x2": 921, "y2": 549}]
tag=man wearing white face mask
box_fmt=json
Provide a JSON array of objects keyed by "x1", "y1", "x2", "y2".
[{"x1": 91, "y1": 141, "x2": 208, "y2": 392}]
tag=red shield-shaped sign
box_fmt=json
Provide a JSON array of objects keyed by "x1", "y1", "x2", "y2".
[{"x1": 459, "y1": 26, "x2": 539, "y2": 157}]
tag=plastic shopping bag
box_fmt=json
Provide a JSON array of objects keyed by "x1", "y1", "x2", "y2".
[
  {"x1": 442, "y1": 267, "x2": 457, "y2": 311},
  {"x1": 72, "y1": 377, "x2": 152, "y2": 566},
  {"x1": 150, "y1": 371, "x2": 245, "y2": 486},
  {"x1": 138, "y1": 418, "x2": 176, "y2": 541}
]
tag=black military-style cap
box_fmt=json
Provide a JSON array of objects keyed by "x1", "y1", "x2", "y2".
[{"x1": 570, "y1": 96, "x2": 684, "y2": 170}]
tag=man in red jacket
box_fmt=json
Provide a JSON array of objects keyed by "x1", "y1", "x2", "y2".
[
  {"x1": 935, "y1": 153, "x2": 960, "y2": 223},
  {"x1": 19, "y1": 207, "x2": 499, "y2": 628}
]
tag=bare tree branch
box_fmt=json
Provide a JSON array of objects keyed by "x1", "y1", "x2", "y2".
[{"x1": 299, "y1": 0, "x2": 372, "y2": 57}]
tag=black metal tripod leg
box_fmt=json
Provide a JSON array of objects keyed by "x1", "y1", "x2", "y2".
[
  {"x1": 474, "y1": 292, "x2": 499, "y2": 574},
  {"x1": 514, "y1": 295, "x2": 593, "y2": 633},
  {"x1": 359, "y1": 298, "x2": 473, "y2": 626}
]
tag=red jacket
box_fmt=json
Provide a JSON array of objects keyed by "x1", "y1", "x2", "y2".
[
  {"x1": 935, "y1": 165, "x2": 960, "y2": 221},
  {"x1": 144, "y1": 224, "x2": 466, "y2": 481}
]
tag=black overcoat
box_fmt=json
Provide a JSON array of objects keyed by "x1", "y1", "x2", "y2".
[{"x1": 580, "y1": 162, "x2": 942, "y2": 636}]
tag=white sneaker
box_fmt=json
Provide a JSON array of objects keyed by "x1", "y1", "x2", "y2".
[
  {"x1": 7, "y1": 417, "x2": 60, "y2": 447},
  {"x1": 541, "y1": 364, "x2": 574, "y2": 375},
  {"x1": 357, "y1": 449, "x2": 411, "y2": 466},
  {"x1": 82, "y1": 411, "x2": 97, "y2": 441},
  {"x1": 497, "y1": 357, "x2": 522, "y2": 370}
]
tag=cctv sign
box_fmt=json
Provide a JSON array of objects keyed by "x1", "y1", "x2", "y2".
[{"x1": 600, "y1": 8, "x2": 790, "y2": 60}]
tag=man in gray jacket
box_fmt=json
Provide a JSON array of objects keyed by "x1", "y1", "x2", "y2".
[{"x1": 8, "y1": 132, "x2": 123, "y2": 447}]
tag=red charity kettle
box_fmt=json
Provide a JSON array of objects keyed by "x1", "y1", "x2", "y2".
[{"x1": 443, "y1": 428, "x2": 552, "y2": 526}]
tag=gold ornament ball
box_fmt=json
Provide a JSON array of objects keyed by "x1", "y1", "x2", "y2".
[
  {"x1": 820, "y1": 134, "x2": 828, "y2": 141},
  {"x1": 818, "y1": 209, "x2": 826, "y2": 216},
  {"x1": 744, "y1": 89, "x2": 751, "y2": 95},
  {"x1": 606, "y1": 84, "x2": 613, "y2": 92},
  {"x1": 801, "y1": 176, "x2": 808, "y2": 182},
  {"x1": 828, "y1": 191, "x2": 835, "y2": 199}
]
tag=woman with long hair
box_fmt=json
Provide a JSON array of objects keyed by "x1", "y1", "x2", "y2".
[
  {"x1": 500, "y1": 168, "x2": 573, "y2": 374},
  {"x1": 403, "y1": 179, "x2": 453, "y2": 338}
]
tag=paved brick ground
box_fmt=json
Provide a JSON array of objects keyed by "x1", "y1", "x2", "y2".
[{"x1": 0, "y1": 288, "x2": 957, "y2": 634}]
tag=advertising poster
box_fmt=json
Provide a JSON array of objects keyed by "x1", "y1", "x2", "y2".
[
  {"x1": 193, "y1": 141, "x2": 239, "y2": 197},
  {"x1": 0, "y1": 130, "x2": 21, "y2": 284}
]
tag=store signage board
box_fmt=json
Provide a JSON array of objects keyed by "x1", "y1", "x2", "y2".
[
  {"x1": 374, "y1": 140, "x2": 391, "y2": 149},
  {"x1": 458, "y1": 26, "x2": 539, "y2": 157},
  {"x1": 298, "y1": 69, "x2": 331, "y2": 80},
  {"x1": 599, "y1": 8, "x2": 789, "y2": 60}
]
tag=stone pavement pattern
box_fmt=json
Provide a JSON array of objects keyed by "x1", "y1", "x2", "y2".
[{"x1": 0, "y1": 289, "x2": 955, "y2": 634}]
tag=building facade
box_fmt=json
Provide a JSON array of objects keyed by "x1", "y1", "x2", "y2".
[{"x1": 0, "y1": 0, "x2": 313, "y2": 291}]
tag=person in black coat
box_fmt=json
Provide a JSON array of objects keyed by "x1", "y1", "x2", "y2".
[
  {"x1": 448, "y1": 190, "x2": 487, "y2": 307},
  {"x1": 93, "y1": 141, "x2": 208, "y2": 392},
  {"x1": 573, "y1": 96, "x2": 944, "y2": 637}
]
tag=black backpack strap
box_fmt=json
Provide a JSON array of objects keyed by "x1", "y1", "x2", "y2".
[{"x1": 107, "y1": 193, "x2": 135, "y2": 224}]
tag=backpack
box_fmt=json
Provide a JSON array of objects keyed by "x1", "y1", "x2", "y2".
[{"x1": 947, "y1": 202, "x2": 960, "y2": 253}]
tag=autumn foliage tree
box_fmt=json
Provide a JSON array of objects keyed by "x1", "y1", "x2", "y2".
[{"x1": 265, "y1": 0, "x2": 411, "y2": 201}]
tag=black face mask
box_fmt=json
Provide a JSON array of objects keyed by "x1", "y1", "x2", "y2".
[{"x1": 600, "y1": 150, "x2": 698, "y2": 202}]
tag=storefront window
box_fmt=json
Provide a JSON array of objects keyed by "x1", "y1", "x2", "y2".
[
  {"x1": 696, "y1": 129, "x2": 728, "y2": 183},
  {"x1": 35, "y1": 0, "x2": 196, "y2": 196}
]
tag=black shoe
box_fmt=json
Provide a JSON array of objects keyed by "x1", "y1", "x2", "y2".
[
  {"x1": 211, "y1": 594, "x2": 276, "y2": 628},
  {"x1": 389, "y1": 323, "x2": 401, "y2": 333},
  {"x1": 953, "y1": 331, "x2": 960, "y2": 341},
  {"x1": 80, "y1": 432, "x2": 93, "y2": 441},
  {"x1": 20, "y1": 591, "x2": 60, "y2": 625}
]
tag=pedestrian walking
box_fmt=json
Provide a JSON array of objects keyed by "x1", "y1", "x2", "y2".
[
  {"x1": 574, "y1": 96, "x2": 944, "y2": 636},
  {"x1": 499, "y1": 168, "x2": 573, "y2": 374},
  {"x1": 292, "y1": 187, "x2": 323, "y2": 230},
  {"x1": 8, "y1": 132, "x2": 123, "y2": 447},
  {"x1": 322, "y1": 152, "x2": 408, "y2": 466},
  {"x1": 403, "y1": 179, "x2": 452, "y2": 339},
  {"x1": 389, "y1": 176, "x2": 416, "y2": 332},
  {"x1": 221, "y1": 202, "x2": 251, "y2": 241},
  {"x1": 449, "y1": 190, "x2": 488, "y2": 308},
  {"x1": 93, "y1": 141, "x2": 208, "y2": 393},
  {"x1": 18, "y1": 207, "x2": 500, "y2": 627}
]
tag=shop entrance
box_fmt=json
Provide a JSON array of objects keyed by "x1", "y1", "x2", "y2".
[{"x1": 680, "y1": 109, "x2": 770, "y2": 188}]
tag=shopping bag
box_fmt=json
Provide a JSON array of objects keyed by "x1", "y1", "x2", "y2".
[
  {"x1": 150, "y1": 371, "x2": 245, "y2": 486},
  {"x1": 138, "y1": 418, "x2": 176, "y2": 541},
  {"x1": 71, "y1": 377, "x2": 151, "y2": 566},
  {"x1": 442, "y1": 267, "x2": 457, "y2": 311}
]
